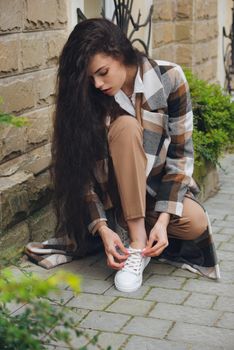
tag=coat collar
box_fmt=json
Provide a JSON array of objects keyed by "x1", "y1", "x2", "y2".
[{"x1": 141, "y1": 56, "x2": 168, "y2": 111}]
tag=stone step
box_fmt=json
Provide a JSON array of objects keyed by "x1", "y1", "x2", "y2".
[
  {"x1": 0, "y1": 203, "x2": 56, "y2": 259},
  {"x1": 0, "y1": 143, "x2": 52, "y2": 234}
]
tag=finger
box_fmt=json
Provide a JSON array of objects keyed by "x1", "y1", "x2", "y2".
[
  {"x1": 107, "y1": 254, "x2": 125, "y2": 270},
  {"x1": 145, "y1": 236, "x2": 155, "y2": 249},
  {"x1": 144, "y1": 240, "x2": 168, "y2": 257},
  {"x1": 115, "y1": 240, "x2": 129, "y2": 256},
  {"x1": 112, "y1": 248, "x2": 128, "y2": 261}
]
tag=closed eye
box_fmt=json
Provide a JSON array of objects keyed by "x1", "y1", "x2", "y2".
[{"x1": 98, "y1": 69, "x2": 108, "y2": 76}]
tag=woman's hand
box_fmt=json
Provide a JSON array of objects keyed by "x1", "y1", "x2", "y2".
[
  {"x1": 143, "y1": 213, "x2": 170, "y2": 257},
  {"x1": 99, "y1": 226, "x2": 129, "y2": 270}
]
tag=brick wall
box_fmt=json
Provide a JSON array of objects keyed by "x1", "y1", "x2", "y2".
[
  {"x1": 0, "y1": 0, "x2": 68, "y2": 257},
  {"x1": 152, "y1": 0, "x2": 218, "y2": 81}
]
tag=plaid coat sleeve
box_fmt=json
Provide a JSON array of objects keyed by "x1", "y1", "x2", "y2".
[
  {"x1": 84, "y1": 180, "x2": 108, "y2": 234},
  {"x1": 154, "y1": 65, "x2": 194, "y2": 216}
]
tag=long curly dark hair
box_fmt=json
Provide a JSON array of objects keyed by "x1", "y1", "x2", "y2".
[{"x1": 52, "y1": 18, "x2": 142, "y2": 246}]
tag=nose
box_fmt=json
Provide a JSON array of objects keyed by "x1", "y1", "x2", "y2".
[{"x1": 94, "y1": 76, "x2": 104, "y2": 89}]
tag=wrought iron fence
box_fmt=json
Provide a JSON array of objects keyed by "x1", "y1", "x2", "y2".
[
  {"x1": 223, "y1": 0, "x2": 234, "y2": 94},
  {"x1": 77, "y1": 0, "x2": 153, "y2": 55}
]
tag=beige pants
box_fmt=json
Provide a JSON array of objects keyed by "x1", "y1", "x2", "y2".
[{"x1": 108, "y1": 115, "x2": 208, "y2": 240}]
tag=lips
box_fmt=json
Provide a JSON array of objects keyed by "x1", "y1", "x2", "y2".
[{"x1": 102, "y1": 88, "x2": 112, "y2": 94}]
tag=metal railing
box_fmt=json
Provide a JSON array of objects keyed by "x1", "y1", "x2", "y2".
[
  {"x1": 223, "y1": 0, "x2": 234, "y2": 94},
  {"x1": 77, "y1": 0, "x2": 153, "y2": 55}
]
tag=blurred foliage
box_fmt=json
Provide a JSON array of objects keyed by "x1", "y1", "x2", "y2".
[
  {"x1": 0, "y1": 268, "x2": 111, "y2": 350},
  {"x1": 184, "y1": 69, "x2": 234, "y2": 168}
]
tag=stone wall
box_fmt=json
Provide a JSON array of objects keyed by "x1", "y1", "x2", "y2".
[
  {"x1": 0, "y1": 0, "x2": 68, "y2": 257},
  {"x1": 152, "y1": 0, "x2": 218, "y2": 82}
]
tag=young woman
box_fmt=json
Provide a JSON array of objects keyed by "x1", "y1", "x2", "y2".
[{"x1": 27, "y1": 18, "x2": 219, "y2": 292}]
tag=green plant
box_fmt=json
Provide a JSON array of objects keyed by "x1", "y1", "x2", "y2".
[
  {"x1": 0, "y1": 268, "x2": 110, "y2": 350},
  {"x1": 184, "y1": 69, "x2": 234, "y2": 167},
  {"x1": 0, "y1": 96, "x2": 28, "y2": 127}
]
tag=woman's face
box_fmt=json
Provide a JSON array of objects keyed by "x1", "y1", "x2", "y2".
[{"x1": 88, "y1": 53, "x2": 127, "y2": 96}]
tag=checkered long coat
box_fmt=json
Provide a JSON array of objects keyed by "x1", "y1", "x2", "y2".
[{"x1": 85, "y1": 56, "x2": 196, "y2": 234}]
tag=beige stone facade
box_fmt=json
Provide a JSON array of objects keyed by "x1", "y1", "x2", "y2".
[
  {"x1": 152, "y1": 0, "x2": 219, "y2": 82},
  {"x1": 0, "y1": 0, "x2": 68, "y2": 255},
  {"x1": 0, "y1": 0, "x2": 230, "y2": 256}
]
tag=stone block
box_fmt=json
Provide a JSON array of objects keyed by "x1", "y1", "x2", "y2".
[
  {"x1": 0, "y1": 168, "x2": 52, "y2": 232},
  {"x1": 0, "y1": 37, "x2": 19, "y2": 75},
  {"x1": 27, "y1": 170, "x2": 53, "y2": 212},
  {"x1": 145, "y1": 274, "x2": 186, "y2": 289},
  {"x1": 168, "y1": 322, "x2": 234, "y2": 348},
  {"x1": 175, "y1": 44, "x2": 193, "y2": 66},
  {"x1": 124, "y1": 336, "x2": 189, "y2": 350},
  {"x1": 144, "y1": 287, "x2": 189, "y2": 304},
  {"x1": 153, "y1": 0, "x2": 175, "y2": 21},
  {"x1": 194, "y1": 43, "x2": 209, "y2": 64},
  {"x1": 184, "y1": 292, "x2": 217, "y2": 309},
  {"x1": 66, "y1": 293, "x2": 115, "y2": 310},
  {"x1": 25, "y1": 107, "x2": 53, "y2": 146},
  {"x1": 216, "y1": 312, "x2": 234, "y2": 329},
  {"x1": 195, "y1": 19, "x2": 218, "y2": 43},
  {"x1": 24, "y1": 0, "x2": 67, "y2": 30},
  {"x1": 213, "y1": 296, "x2": 234, "y2": 312},
  {"x1": 176, "y1": 0, "x2": 193, "y2": 19},
  {"x1": 196, "y1": 0, "x2": 217, "y2": 19},
  {"x1": 209, "y1": 18, "x2": 219, "y2": 39},
  {"x1": 107, "y1": 298, "x2": 153, "y2": 316},
  {"x1": 0, "y1": 221, "x2": 30, "y2": 258},
  {"x1": 79, "y1": 278, "x2": 113, "y2": 294},
  {"x1": 153, "y1": 22, "x2": 174, "y2": 47},
  {"x1": 0, "y1": 123, "x2": 27, "y2": 163},
  {"x1": 27, "y1": 203, "x2": 56, "y2": 241},
  {"x1": 21, "y1": 33, "x2": 46, "y2": 70},
  {"x1": 36, "y1": 69, "x2": 56, "y2": 107},
  {"x1": 149, "y1": 303, "x2": 220, "y2": 326},
  {"x1": 79, "y1": 311, "x2": 130, "y2": 332},
  {"x1": 175, "y1": 22, "x2": 193, "y2": 42},
  {"x1": 45, "y1": 31, "x2": 67, "y2": 66},
  {"x1": 152, "y1": 44, "x2": 176, "y2": 62},
  {"x1": 194, "y1": 59, "x2": 217, "y2": 82},
  {"x1": 88, "y1": 332, "x2": 127, "y2": 350},
  {"x1": 0, "y1": 0, "x2": 23, "y2": 33},
  {"x1": 0, "y1": 143, "x2": 51, "y2": 177},
  {"x1": 183, "y1": 279, "x2": 234, "y2": 298},
  {"x1": 122, "y1": 316, "x2": 172, "y2": 338},
  {"x1": 0, "y1": 76, "x2": 35, "y2": 113},
  {"x1": 194, "y1": 21, "x2": 211, "y2": 42},
  {"x1": 0, "y1": 171, "x2": 33, "y2": 232}
]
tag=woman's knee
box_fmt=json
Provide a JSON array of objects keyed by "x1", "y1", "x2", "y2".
[
  {"x1": 108, "y1": 115, "x2": 142, "y2": 144},
  {"x1": 183, "y1": 197, "x2": 208, "y2": 240}
]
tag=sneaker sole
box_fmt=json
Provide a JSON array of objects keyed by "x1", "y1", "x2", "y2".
[{"x1": 114, "y1": 257, "x2": 151, "y2": 293}]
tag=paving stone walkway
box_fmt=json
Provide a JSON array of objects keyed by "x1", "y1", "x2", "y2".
[{"x1": 10, "y1": 153, "x2": 234, "y2": 350}]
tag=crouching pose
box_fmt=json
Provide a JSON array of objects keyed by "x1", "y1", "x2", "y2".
[{"x1": 26, "y1": 18, "x2": 219, "y2": 292}]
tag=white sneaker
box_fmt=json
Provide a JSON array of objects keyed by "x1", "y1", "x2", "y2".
[{"x1": 114, "y1": 247, "x2": 151, "y2": 293}]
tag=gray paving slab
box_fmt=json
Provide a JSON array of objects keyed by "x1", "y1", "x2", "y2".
[
  {"x1": 144, "y1": 287, "x2": 189, "y2": 304},
  {"x1": 66, "y1": 293, "x2": 115, "y2": 311},
  {"x1": 106, "y1": 297, "x2": 154, "y2": 316},
  {"x1": 124, "y1": 336, "x2": 190, "y2": 350},
  {"x1": 121, "y1": 316, "x2": 172, "y2": 338},
  {"x1": 79, "y1": 310, "x2": 130, "y2": 332},
  {"x1": 7, "y1": 153, "x2": 234, "y2": 349},
  {"x1": 149, "y1": 303, "x2": 221, "y2": 326},
  {"x1": 167, "y1": 322, "x2": 234, "y2": 349}
]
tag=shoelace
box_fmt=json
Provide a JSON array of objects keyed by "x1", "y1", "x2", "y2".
[{"x1": 123, "y1": 249, "x2": 144, "y2": 275}]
